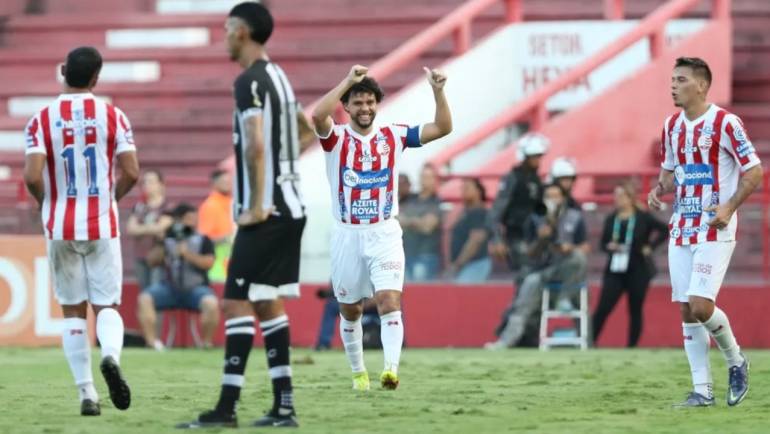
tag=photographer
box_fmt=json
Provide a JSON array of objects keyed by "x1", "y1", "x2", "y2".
[
  {"x1": 137, "y1": 203, "x2": 219, "y2": 350},
  {"x1": 486, "y1": 183, "x2": 588, "y2": 349}
]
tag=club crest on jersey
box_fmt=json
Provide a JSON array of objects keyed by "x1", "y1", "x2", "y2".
[
  {"x1": 342, "y1": 167, "x2": 391, "y2": 189},
  {"x1": 697, "y1": 134, "x2": 712, "y2": 151}
]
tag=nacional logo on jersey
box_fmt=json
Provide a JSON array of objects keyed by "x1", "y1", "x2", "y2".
[
  {"x1": 342, "y1": 167, "x2": 391, "y2": 190},
  {"x1": 674, "y1": 164, "x2": 713, "y2": 186}
]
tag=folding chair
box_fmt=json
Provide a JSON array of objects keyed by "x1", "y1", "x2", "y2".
[{"x1": 539, "y1": 282, "x2": 589, "y2": 350}]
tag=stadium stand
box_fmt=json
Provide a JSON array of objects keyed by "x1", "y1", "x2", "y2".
[{"x1": 0, "y1": 0, "x2": 767, "y2": 282}]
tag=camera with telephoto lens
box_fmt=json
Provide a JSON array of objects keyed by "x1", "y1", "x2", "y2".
[{"x1": 169, "y1": 222, "x2": 193, "y2": 241}]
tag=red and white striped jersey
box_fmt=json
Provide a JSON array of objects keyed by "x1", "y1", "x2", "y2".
[
  {"x1": 24, "y1": 93, "x2": 136, "y2": 240},
  {"x1": 660, "y1": 104, "x2": 761, "y2": 245},
  {"x1": 318, "y1": 122, "x2": 423, "y2": 225}
]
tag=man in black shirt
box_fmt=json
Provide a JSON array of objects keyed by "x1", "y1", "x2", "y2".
[
  {"x1": 488, "y1": 132, "x2": 548, "y2": 272},
  {"x1": 178, "y1": 2, "x2": 314, "y2": 429}
]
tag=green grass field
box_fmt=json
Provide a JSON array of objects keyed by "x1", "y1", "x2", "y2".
[{"x1": 1, "y1": 347, "x2": 768, "y2": 434}]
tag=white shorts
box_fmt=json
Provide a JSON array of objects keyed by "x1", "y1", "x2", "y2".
[
  {"x1": 46, "y1": 238, "x2": 123, "y2": 306},
  {"x1": 668, "y1": 240, "x2": 735, "y2": 303},
  {"x1": 330, "y1": 219, "x2": 405, "y2": 304}
]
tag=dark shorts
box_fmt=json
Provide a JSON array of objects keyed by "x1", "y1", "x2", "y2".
[
  {"x1": 144, "y1": 282, "x2": 214, "y2": 311},
  {"x1": 224, "y1": 216, "x2": 306, "y2": 301}
]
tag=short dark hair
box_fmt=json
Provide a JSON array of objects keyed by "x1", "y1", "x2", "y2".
[
  {"x1": 210, "y1": 169, "x2": 227, "y2": 182},
  {"x1": 64, "y1": 46, "x2": 102, "y2": 88},
  {"x1": 341, "y1": 77, "x2": 385, "y2": 104},
  {"x1": 467, "y1": 177, "x2": 487, "y2": 202},
  {"x1": 171, "y1": 202, "x2": 196, "y2": 219},
  {"x1": 229, "y1": 1, "x2": 273, "y2": 44},
  {"x1": 675, "y1": 57, "x2": 712, "y2": 86}
]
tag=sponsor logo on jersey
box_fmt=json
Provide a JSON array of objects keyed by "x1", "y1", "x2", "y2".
[
  {"x1": 383, "y1": 191, "x2": 394, "y2": 218},
  {"x1": 676, "y1": 196, "x2": 704, "y2": 219},
  {"x1": 342, "y1": 167, "x2": 391, "y2": 189},
  {"x1": 694, "y1": 263, "x2": 713, "y2": 275},
  {"x1": 338, "y1": 191, "x2": 347, "y2": 215},
  {"x1": 674, "y1": 164, "x2": 713, "y2": 186},
  {"x1": 358, "y1": 154, "x2": 378, "y2": 163},
  {"x1": 736, "y1": 142, "x2": 755, "y2": 158},
  {"x1": 670, "y1": 227, "x2": 681, "y2": 238},
  {"x1": 56, "y1": 117, "x2": 98, "y2": 131},
  {"x1": 351, "y1": 199, "x2": 379, "y2": 220}
]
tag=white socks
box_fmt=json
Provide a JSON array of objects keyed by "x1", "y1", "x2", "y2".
[
  {"x1": 380, "y1": 311, "x2": 403, "y2": 374},
  {"x1": 62, "y1": 317, "x2": 98, "y2": 402},
  {"x1": 702, "y1": 307, "x2": 744, "y2": 368},
  {"x1": 682, "y1": 322, "x2": 713, "y2": 398},
  {"x1": 97, "y1": 308, "x2": 124, "y2": 363},
  {"x1": 340, "y1": 316, "x2": 365, "y2": 373}
]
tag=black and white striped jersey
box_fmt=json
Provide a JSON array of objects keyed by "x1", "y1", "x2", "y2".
[{"x1": 232, "y1": 59, "x2": 305, "y2": 220}]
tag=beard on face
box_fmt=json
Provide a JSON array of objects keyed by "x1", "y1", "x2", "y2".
[{"x1": 351, "y1": 111, "x2": 375, "y2": 129}]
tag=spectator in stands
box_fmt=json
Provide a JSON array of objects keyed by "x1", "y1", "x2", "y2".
[
  {"x1": 592, "y1": 182, "x2": 668, "y2": 347},
  {"x1": 486, "y1": 183, "x2": 588, "y2": 349},
  {"x1": 137, "y1": 203, "x2": 219, "y2": 350},
  {"x1": 197, "y1": 169, "x2": 235, "y2": 283},
  {"x1": 488, "y1": 133, "x2": 548, "y2": 273},
  {"x1": 398, "y1": 173, "x2": 415, "y2": 205},
  {"x1": 126, "y1": 169, "x2": 172, "y2": 290},
  {"x1": 399, "y1": 165, "x2": 443, "y2": 281},
  {"x1": 549, "y1": 157, "x2": 580, "y2": 209},
  {"x1": 446, "y1": 178, "x2": 492, "y2": 283}
]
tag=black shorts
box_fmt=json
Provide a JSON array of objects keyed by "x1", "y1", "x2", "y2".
[{"x1": 224, "y1": 216, "x2": 306, "y2": 301}]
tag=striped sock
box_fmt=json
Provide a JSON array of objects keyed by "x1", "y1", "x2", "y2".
[
  {"x1": 261, "y1": 315, "x2": 294, "y2": 415},
  {"x1": 216, "y1": 316, "x2": 255, "y2": 414}
]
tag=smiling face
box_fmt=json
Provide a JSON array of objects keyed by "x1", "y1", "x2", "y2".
[
  {"x1": 344, "y1": 91, "x2": 378, "y2": 130},
  {"x1": 671, "y1": 66, "x2": 707, "y2": 109}
]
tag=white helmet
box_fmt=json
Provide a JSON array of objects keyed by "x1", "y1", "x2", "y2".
[
  {"x1": 550, "y1": 157, "x2": 577, "y2": 178},
  {"x1": 518, "y1": 133, "x2": 550, "y2": 158}
]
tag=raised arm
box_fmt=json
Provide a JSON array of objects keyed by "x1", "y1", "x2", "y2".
[
  {"x1": 297, "y1": 110, "x2": 316, "y2": 153},
  {"x1": 418, "y1": 67, "x2": 452, "y2": 144},
  {"x1": 311, "y1": 65, "x2": 368, "y2": 137}
]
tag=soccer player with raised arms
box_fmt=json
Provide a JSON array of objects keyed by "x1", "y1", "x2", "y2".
[
  {"x1": 311, "y1": 65, "x2": 452, "y2": 390},
  {"x1": 648, "y1": 57, "x2": 763, "y2": 407}
]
